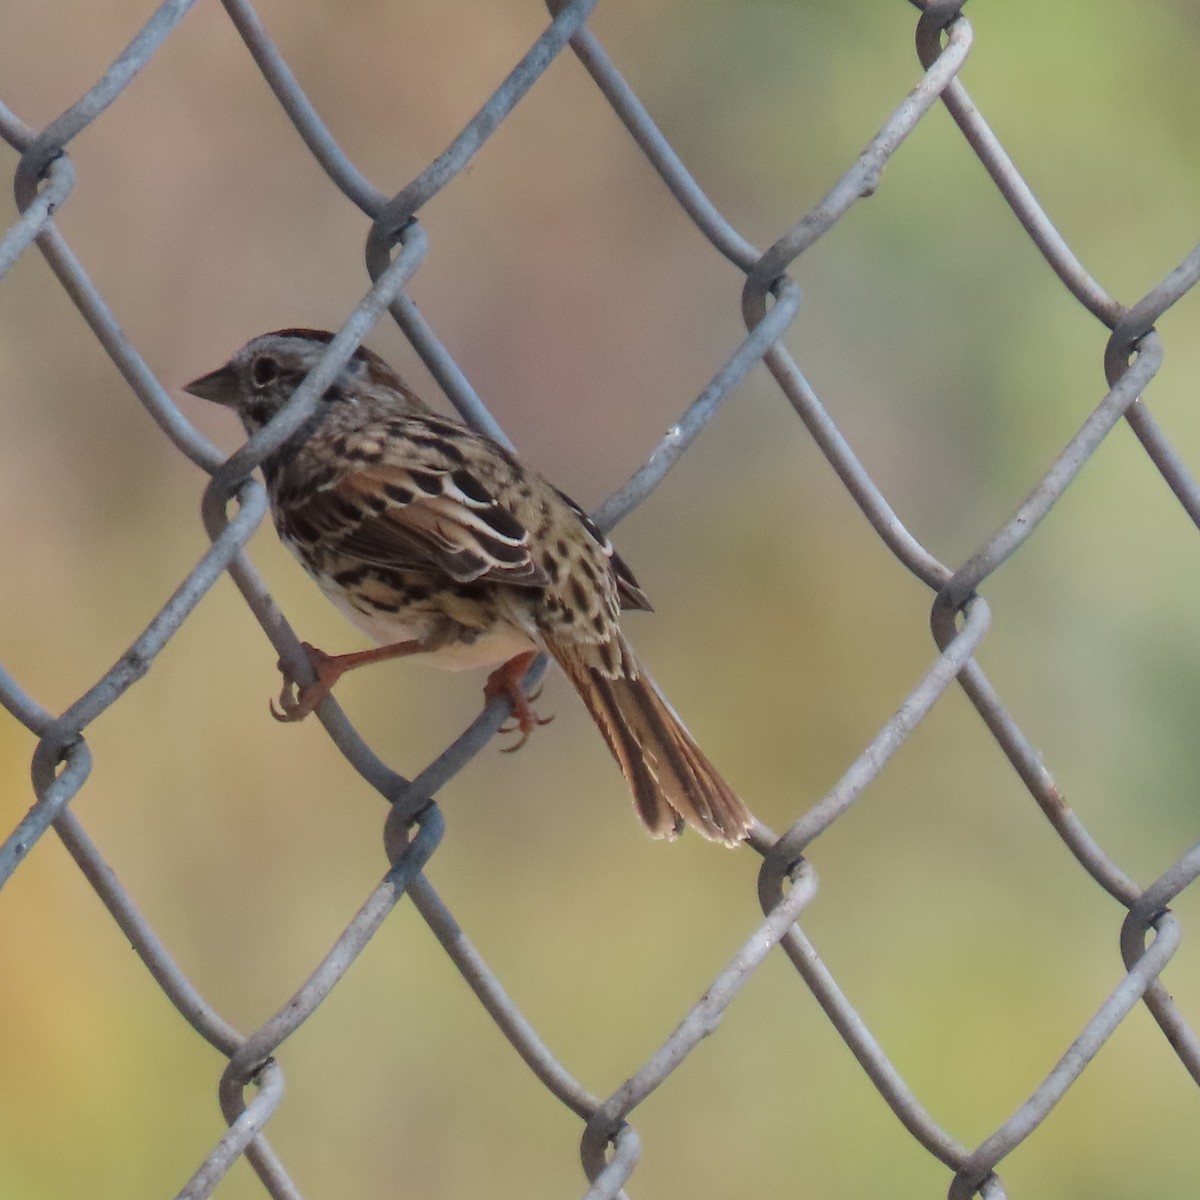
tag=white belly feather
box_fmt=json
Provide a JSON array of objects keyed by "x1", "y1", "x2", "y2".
[{"x1": 324, "y1": 588, "x2": 538, "y2": 672}]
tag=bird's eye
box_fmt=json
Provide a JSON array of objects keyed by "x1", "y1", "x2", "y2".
[{"x1": 251, "y1": 355, "x2": 279, "y2": 388}]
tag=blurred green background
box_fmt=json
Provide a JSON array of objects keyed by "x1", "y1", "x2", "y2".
[{"x1": 3, "y1": 1, "x2": 1200, "y2": 1196}]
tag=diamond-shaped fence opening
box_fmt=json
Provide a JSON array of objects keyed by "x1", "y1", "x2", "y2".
[{"x1": 3, "y1": 1, "x2": 1200, "y2": 1197}]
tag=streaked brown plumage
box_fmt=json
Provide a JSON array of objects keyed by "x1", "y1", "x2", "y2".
[{"x1": 185, "y1": 329, "x2": 752, "y2": 845}]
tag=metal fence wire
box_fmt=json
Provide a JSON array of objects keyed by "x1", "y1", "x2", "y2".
[{"x1": 3, "y1": 0, "x2": 1200, "y2": 1196}]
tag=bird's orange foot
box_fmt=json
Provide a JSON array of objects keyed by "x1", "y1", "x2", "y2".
[
  {"x1": 271, "y1": 642, "x2": 341, "y2": 723},
  {"x1": 484, "y1": 651, "x2": 554, "y2": 752}
]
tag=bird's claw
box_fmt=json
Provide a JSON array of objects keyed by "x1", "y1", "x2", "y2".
[
  {"x1": 498, "y1": 707, "x2": 555, "y2": 753},
  {"x1": 484, "y1": 652, "x2": 554, "y2": 752},
  {"x1": 270, "y1": 642, "x2": 336, "y2": 723}
]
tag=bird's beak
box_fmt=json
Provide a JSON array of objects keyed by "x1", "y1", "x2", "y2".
[{"x1": 182, "y1": 364, "x2": 239, "y2": 406}]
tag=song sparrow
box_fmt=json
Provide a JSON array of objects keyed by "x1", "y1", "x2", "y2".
[{"x1": 185, "y1": 329, "x2": 752, "y2": 845}]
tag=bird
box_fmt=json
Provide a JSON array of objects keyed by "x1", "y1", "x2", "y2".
[{"x1": 184, "y1": 329, "x2": 752, "y2": 845}]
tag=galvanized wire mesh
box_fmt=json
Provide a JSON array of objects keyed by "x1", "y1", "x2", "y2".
[{"x1": 3, "y1": 1, "x2": 1200, "y2": 1197}]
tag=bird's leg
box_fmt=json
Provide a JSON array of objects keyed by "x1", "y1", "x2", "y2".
[
  {"x1": 483, "y1": 650, "x2": 554, "y2": 752},
  {"x1": 271, "y1": 639, "x2": 428, "y2": 723}
]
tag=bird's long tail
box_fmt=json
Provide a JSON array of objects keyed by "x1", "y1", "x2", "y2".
[{"x1": 548, "y1": 634, "x2": 752, "y2": 846}]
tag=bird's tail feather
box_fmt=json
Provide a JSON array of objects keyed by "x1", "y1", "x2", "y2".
[{"x1": 549, "y1": 635, "x2": 752, "y2": 846}]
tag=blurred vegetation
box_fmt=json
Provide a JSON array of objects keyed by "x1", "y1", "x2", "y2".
[{"x1": 2, "y1": 1, "x2": 1200, "y2": 1197}]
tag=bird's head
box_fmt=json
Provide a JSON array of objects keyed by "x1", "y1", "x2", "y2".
[{"x1": 184, "y1": 328, "x2": 428, "y2": 433}]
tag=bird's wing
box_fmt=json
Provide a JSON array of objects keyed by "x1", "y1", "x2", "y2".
[
  {"x1": 550, "y1": 487, "x2": 653, "y2": 613},
  {"x1": 283, "y1": 451, "x2": 550, "y2": 588}
]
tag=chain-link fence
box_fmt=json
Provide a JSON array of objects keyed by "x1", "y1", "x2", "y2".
[{"x1": 3, "y1": 1, "x2": 1200, "y2": 1196}]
